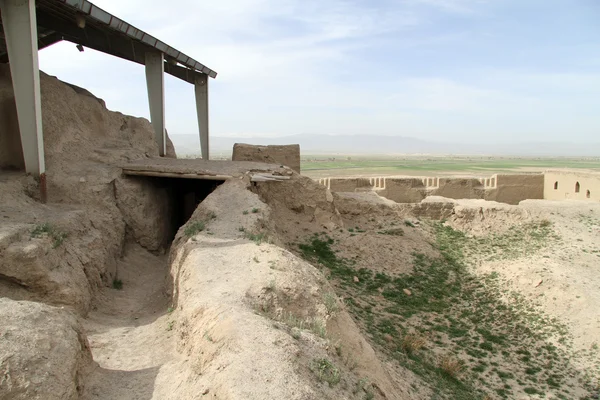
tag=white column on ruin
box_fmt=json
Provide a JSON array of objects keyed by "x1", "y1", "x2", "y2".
[
  {"x1": 145, "y1": 51, "x2": 166, "y2": 156},
  {"x1": 194, "y1": 74, "x2": 209, "y2": 160},
  {"x1": 0, "y1": 0, "x2": 45, "y2": 176}
]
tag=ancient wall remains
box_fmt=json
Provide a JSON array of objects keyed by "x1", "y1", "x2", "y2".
[
  {"x1": 488, "y1": 174, "x2": 544, "y2": 204},
  {"x1": 380, "y1": 177, "x2": 427, "y2": 203},
  {"x1": 232, "y1": 143, "x2": 301, "y2": 173},
  {"x1": 435, "y1": 177, "x2": 486, "y2": 200},
  {"x1": 317, "y1": 173, "x2": 546, "y2": 205},
  {"x1": 544, "y1": 170, "x2": 600, "y2": 201}
]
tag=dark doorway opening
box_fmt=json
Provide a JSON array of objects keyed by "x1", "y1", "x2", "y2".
[
  {"x1": 142, "y1": 176, "x2": 225, "y2": 242},
  {"x1": 554, "y1": 181, "x2": 558, "y2": 190},
  {"x1": 575, "y1": 182, "x2": 580, "y2": 193}
]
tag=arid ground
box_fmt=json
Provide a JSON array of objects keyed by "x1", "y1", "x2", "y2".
[{"x1": 2, "y1": 70, "x2": 599, "y2": 400}]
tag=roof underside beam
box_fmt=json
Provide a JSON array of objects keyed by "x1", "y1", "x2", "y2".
[
  {"x1": 31, "y1": 11, "x2": 207, "y2": 84},
  {"x1": 0, "y1": 30, "x2": 62, "y2": 63}
]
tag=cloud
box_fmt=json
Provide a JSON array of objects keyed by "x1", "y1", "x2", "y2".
[
  {"x1": 410, "y1": 0, "x2": 489, "y2": 14},
  {"x1": 36, "y1": 0, "x2": 600, "y2": 144}
]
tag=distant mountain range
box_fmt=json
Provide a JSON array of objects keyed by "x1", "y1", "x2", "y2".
[{"x1": 170, "y1": 134, "x2": 600, "y2": 157}]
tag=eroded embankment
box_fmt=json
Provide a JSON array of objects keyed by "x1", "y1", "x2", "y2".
[
  {"x1": 3, "y1": 165, "x2": 599, "y2": 400},
  {"x1": 246, "y1": 178, "x2": 600, "y2": 400},
  {"x1": 162, "y1": 178, "x2": 409, "y2": 399},
  {"x1": 35, "y1": 175, "x2": 416, "y2": 400}
]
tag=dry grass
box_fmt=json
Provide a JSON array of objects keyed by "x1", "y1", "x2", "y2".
[
  {"x1": 400, "y1": 332, "x2": 427, "y2": 354},
  {"x1": 438, "y1": 354, "x2": 463, "y2": 378}
]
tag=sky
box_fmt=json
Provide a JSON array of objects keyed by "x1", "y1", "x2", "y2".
[{"x1": 38, "y1": 0, "x2": 600, "y2": 144}]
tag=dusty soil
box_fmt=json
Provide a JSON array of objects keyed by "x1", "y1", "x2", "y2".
[
  {"x1": 255, "y1": 180, "x2": 600, "y2": 399},
  {"x1": 459, "y1": 200, "x2": 600, "y2": 368},
  {"x1": 82, "y1": 244, "x2": 172, "y2": 399},
  {"x1": 2, "y1": 66, "x2": 600, "y2": 400}
]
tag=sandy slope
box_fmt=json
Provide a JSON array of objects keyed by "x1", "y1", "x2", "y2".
[{"x1": 466, "y1": 200, "x2": 600, "y2": 372}]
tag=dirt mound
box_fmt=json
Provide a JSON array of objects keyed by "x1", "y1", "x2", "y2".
[
  {"x1": 164, "y1": 179, "x2": 408, "y2": 399},
  {"x1": 446, "y1": 198, "x2": 535, "y2": 235},
  {"x1": 0, "y1": 66, "x2": 180, "y2": 313},
  {"x1": 255, "y1": 176, "x2": 438, "y2": 277},
  {"x1": 0, "y1": 68, "x2": 179, "y2": 398},
  {"x1": 0, "y1": 298, "x2": 92, "y2": 400},
  {"x1": 0, "y1": 175, "x2": 122, "y2": 314}
]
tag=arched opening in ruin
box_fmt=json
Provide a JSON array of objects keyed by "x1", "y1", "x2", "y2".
[
  {"x1": 587, "y1": 190, "x2": 591, "y2": 199},
  {"x1": 575, "y1": 182, "x2": 580, "y2": 193},
  {"x1": 554, "y1": 181, "x2": 558, "y2": 190}
]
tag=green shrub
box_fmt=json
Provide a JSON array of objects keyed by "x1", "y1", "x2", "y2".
[{"x1": 184, "y1": 221, "x2": 205, "y2": 237}]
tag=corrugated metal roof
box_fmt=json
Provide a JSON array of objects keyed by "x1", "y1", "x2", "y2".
[
  {"x1": 0, "y1": 0, "x2": 217, "y2": 80},
  {"x1": 57, "y1": 0, "x2": 217, "y2": 78}
]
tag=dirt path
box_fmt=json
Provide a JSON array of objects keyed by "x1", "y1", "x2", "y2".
[{"x1": 82, "y1": 244, "x2": 175, "y2": 400}]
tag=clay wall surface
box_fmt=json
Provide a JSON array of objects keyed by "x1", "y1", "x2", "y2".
[
  {"x1": 329, "y1": 177, "x2": 372, "y2": 192},
  {"x1": 317, "y1": 173, "x2": 546, "y2": 205},
  {"x1": 433, "y1": 177, "x2": 484, "y2": 200},
  {"x1": 487, "y1": 174, "x2": 544, "y2": 204},
  {"x1": 232, "y1": 143, "x2": 301, "y2": 172},
  {"x1": 380, "y1": 178, "x2": 426, "y2": 203},
  {"x1": 544, "y1": 170, "x2": 600, "y2": 201}
]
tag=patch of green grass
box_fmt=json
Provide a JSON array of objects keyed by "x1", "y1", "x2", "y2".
[
  {"x1": 184, "y1": 221, "x2": 205, "y2": 237},
  {"x1": 295, "y1": 222, "x2": 582, "y2": 399},
  {"x1": 310, "y1": 358, "x2": 341, "y2": 386},
  {"x1": 251, "y1": 207, "x2": 260, "y2": 213},
  {"x1": 31, "y1": 223, "x2": 68, "y2": 248},
  {"x1": 112, "y1": 278, "x2": 123, "y2": 290},
  {"x1": 245, "y1": 231, "x2": 267, "y2": 245},
  {"x1": 323, "y1": 292, "x2": 339, "y2": 314},
  {"x1": 523, "y1": 387, "x2": 541, "y2": 395},
  {"x1": 301, "y1": 156, "x2": 600, "y2": 176},
  {"x1": 377, "y1": 228, "x2": 404, "y2": 236},
  {"x1": 243, "y1": 210, "x2": 249, "y2": 215}
]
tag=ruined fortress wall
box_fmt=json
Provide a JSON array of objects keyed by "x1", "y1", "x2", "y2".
[
  {"x1": 232, "y1": 143, "x2": 301, "y2": 173},
  {"x1": 380, "y1": 178, "x2": 427, "y2": 203},
  {"x1": 487, "y1": 174, "x2": 544, "y2": 204},
  {"x1": 431, "y1": 177, "x2": 485, "y2": 200},
  {"x1": 319, "y1": 173, "x2": 547, "y2": 204},
  {"x1": 544, "y1": 170, "x2": 600, "y2": 201},
  {"x1": 329, "y1": 178, "x2": 372, "y2": 192}
]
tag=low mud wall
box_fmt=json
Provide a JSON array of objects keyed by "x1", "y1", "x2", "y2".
[
  {"x1": 317, "y1": 174, "x2": 544, "y2": 205},
  {"x1": 232, "y1": 143, "x2": 301, "y2": 173},
  {"x1": 487, "y1": 174, "x2": 544, "y2": 204}
]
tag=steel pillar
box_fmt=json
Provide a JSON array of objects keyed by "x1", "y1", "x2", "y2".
[
  {"x1": 0, "y1": 0, "x2": 46, "y2": 193},
  {"x1": 194, "y1": 74, "x2": 209, "y2": 160},
  {"x1": 145, "y1": 51, "x2": 166, "y2": 156}
]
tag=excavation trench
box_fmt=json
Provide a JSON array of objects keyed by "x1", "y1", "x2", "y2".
[
  {"x1": 82, "y1": 244, "x2": 171, "y2": 399},
  {"x1": 82, "y1": 176, "x2": 224, "y2": 399}
]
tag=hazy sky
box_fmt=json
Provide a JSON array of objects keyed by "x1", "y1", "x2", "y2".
[{"x1": 38, "y1": 0, "x2": 599, "y2": 143}]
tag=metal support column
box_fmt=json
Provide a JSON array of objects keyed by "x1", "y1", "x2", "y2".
[
  {"x1": 0, "y1": 0, "x2": 46, "y2": 201},
  {"x1": 194, "y1": 74, "x2": 209, "y2": 160},
  {"x1": 145, "y1": 51, "x2": 166, "y2": 156}
]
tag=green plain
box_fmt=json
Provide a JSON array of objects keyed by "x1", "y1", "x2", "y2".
[{"x1": 301, "y1": 156, "x2": 600, "y2": 178}]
